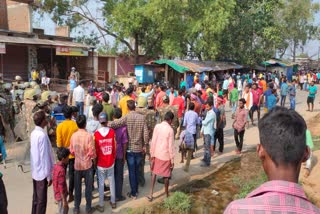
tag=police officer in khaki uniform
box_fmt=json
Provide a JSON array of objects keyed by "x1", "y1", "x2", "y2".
[
  {"x1": 157, "y1": 95, "x2": 179, "y2": 136},
  {"x1": 136, "y1": 97, "x2": 157, "y2": 187},
  {"x1": 0, "y1": 83, "x2": 15, "y2": 142},
  {"x1": 24, "y1": 88, "x2": 41, "y2": 135}
]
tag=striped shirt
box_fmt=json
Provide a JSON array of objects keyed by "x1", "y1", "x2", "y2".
[
  {"x1": 70, "y1": 129, "x2": 96, "y2": 171},
  {"x1": 224, "y1": 180, "x2": 320, "y2": 214}
]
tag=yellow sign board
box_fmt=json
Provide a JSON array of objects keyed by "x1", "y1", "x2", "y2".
[{"x1": 56, "y1": 47, "x2": 88, "y2": 56}]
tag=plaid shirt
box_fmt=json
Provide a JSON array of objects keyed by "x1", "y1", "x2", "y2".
[
  {"x1": 109, "y1": 111, "x2": 149, "y2": 153},
  {"x1": 224, "y1": 180, "x2": 320, "y2": 214},
  {"x1": 52, "y1": 161, "x2": 67, "y2": 201},
  {"x1": 70, "y1": 129, "x2": 96, "y2": 170}
]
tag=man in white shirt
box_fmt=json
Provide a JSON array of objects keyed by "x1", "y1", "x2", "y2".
[
  {"x1": 195, "y1": 79, "x2": 202, "y2": 91},
  {"x1": 73, "y1": 81, "x2": 85, "y2": 115},
  {"x1": 30, "y1": 111, "x2": 54, "y2": 214}
]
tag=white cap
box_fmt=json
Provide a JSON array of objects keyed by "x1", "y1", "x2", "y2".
[{"x1": 15, "y1": 76, "x2": 23, "y2": 81}]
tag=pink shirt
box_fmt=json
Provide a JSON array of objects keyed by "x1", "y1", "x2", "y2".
[
  {"x1": 150, "y1": 121, "x2": 175, "y2": 162},
  {"x1": 233, "y1": 108, "x2": 248, "y2": 132},
  {"x1": 224, "y1": 180, "x2": 320, "y2": 214}
]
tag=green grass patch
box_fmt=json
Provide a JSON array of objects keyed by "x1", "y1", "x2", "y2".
[
  {"x1": 232, "y1": 172, "x2": 268, "y2": 199},
  {"x1": 163, "y1": 191, "x2": 192, "y2": 213}
]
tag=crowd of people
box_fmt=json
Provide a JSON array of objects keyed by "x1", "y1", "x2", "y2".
[{"x1": 0, "y1": 67, "x2": 319, "y2": 214}]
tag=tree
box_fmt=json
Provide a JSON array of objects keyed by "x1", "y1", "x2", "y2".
[
  {"x1": 35, "y1": 0, "x2": 236, "y2": 62},
  {"x1": 279, "y1": 0, "x2": 319, "y2": 62},
  {"x1": 217, "y1": 0, "x2": 285, "y2": 66}
]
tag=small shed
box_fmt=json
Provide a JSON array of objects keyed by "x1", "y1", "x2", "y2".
[
  {"x1": 134, "y1": 64, "x2": 156, "y2": 84},
  {"x1": 152, "y1": 59, "x2": 243, "y2": 88},
  {"x1": 261, "y1": 59, "x2": 298, "y2": 81}
]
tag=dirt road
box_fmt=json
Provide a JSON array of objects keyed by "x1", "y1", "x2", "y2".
[{"x1": 2, "y1": 88, "x2": 319, "y2": 213}]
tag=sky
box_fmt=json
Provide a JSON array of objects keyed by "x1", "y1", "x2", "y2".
[{"x1": 32, "y1": 0, "x2": 320, "y2": 60}]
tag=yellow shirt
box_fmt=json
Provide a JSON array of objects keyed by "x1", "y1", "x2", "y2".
[
  {"x1": 118, "y1": 95, "x2": 133, "y2": 116},
  {"x1": 56, "y1": 119, "x2": 78, "y2": 158},
  {"x1": 31, "y1": 71, "x2": 39, "y2": 81}
]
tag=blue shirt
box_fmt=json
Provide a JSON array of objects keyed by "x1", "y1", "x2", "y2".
[
  {"x1": 70, "y1": 79, "x2": 77, "y2": 90},
  {"x1": 201, "y1": 110, "x2": 216, "y2": 139},
  {"x1": 267, "y1": 94, "x2": 277, "y2": 110},
  {"x1": 264, "y1": 89, "x2": 272, "y2": 107},
  {"x1": 280, "y1": 83, "x2": 288, "y2": 96},
  {"x1": 288, "y1": 85, "x2": 296, "y2": 98},
  {"x1": 183, "y1": 110, "x2": 199, "y2": 134},
  {"x1": 140, "y1": 89, "x2": 154, "y2": 98},
  {"x1": 308, "y1": 85, "x2": 317, "y2": 98}
]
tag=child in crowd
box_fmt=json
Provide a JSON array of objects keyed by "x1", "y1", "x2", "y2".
[
  {"x1": 71, "y1": 106, "x2": 79, "y2": 122},
  {"x1": 180, "y1": 129, "x2": 195, "y2": 172},
  {"x1": 52, "y1": 147, "x2": 70, "y2": 214}
]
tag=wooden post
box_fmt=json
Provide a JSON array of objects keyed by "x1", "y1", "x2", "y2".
[
  {"x1": 165, "y1": 64, "x2": 168, "y2": 82},
  {"x1": 1, "y1": 54, "x2": 3, "y2": 82},
  {"x1": 50, "y1": 47, "x2": 53, "y2": 77}
]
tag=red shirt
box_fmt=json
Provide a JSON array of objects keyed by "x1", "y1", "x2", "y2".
[
  {"x1": 94, "y1": 128, "x2": 116, "y2": 168},
  {"x1": 52, "y1": 161, "x2": 68, "y2": 201},
  {"x1": 155, "y1": 91, "x2": 166, "y2": 109},
  {"x1": 171, "y1": 96, "x2": 185, "y2": 118},
  {"x1": 251, "y1": 89, "x2": 262, "y2": 106}
]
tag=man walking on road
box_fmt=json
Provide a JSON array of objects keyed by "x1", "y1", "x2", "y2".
[
  {"x1": 233, "y1": 98, "x2": 248, "y2": 154},
  {"x1": 307, "y1": 81, "x2": 317, "y2": 112},
  {"x1": 280, "y1": 78, "x2": 288, "y2": 107},
  {"x1": 287, "y1": 80, "x2": 297, "y2": 110},
  {"x1": 250, "y1": 83, "x2": 262, "y2": 125},
  {"x1": 214, "y1": 96, "x2": 226, "y2": 153},
  {"x1": 30, "y1": 111, "x2": 54, "y2": 214}
]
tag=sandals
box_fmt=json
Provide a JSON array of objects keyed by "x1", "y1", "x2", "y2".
[
  {"x1": 146, "y1": 196, "x2": 153, "y2": 202},
  {"x1": 110, "y1": 202, "x2": 117, "y2": 209},
  {"x1": 127, "y1": 192, "x2": 137, "y2": 200}
]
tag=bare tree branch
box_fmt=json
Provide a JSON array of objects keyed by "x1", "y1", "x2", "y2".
[{"x1": 67, "y1": 9, "x2": 134, "y2": 53}]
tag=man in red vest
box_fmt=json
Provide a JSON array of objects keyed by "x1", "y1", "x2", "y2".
[{"x1": 94, "y1": 112, "x2": 117, "y2": 211}]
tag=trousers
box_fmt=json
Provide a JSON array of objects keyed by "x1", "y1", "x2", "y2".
[
  {"x1": 31, "y1": 179, "x2": 48, "y2": 214},
  {"x1": 214, "y1": 128, "x2": 224, "y2": 152},
  {"x1": 234, "y1": 129, "x2": 245, "y2": 152},
  {"x1": 98, "y1": 166, "x2": 115, "y2": 205},
  {"x1": 74, "y1": 168, "x2": 93, "y2": 212}
]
